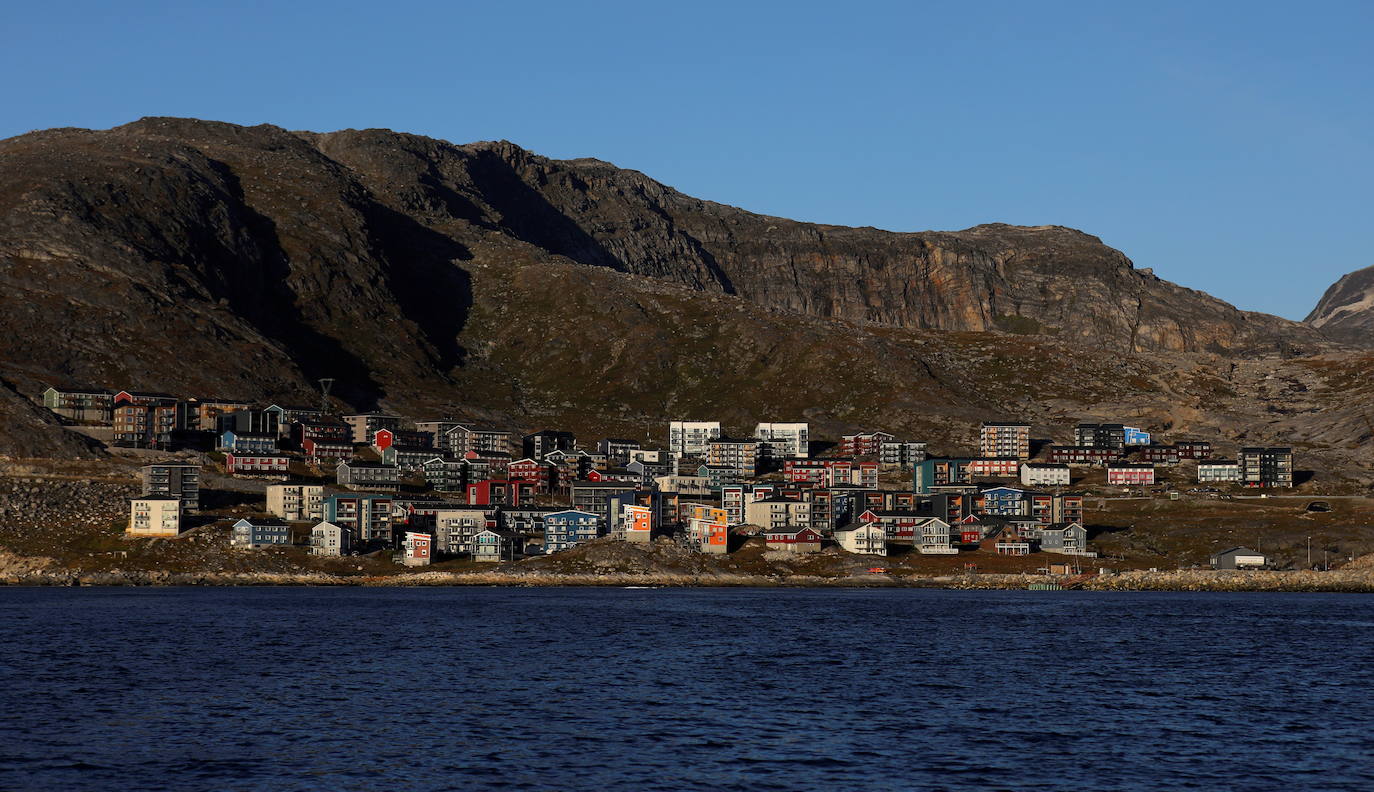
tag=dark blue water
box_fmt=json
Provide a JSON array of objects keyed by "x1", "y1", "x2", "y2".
[{"x1": 1, "y1": 588, "x2": 1371, "y2": 791}]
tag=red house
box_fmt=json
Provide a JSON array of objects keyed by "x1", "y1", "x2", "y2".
[
  {"x1": 508, "y1": 457, "x2": 554, "y2": 492},
  {"x1": 466, "y1": 479, "x2": 530, "y2": 507},
  {"x1": 763, "y1": 527, "x2": 823, "y2": 552},
  {"x1": 840, "y1": 431, "x2": 894, "y2": 457},
  {"x1": 225, "y1": 453, "x2": 291, "y2": 478},
  {"x1": 1107, "y1": 463, "x2": 1155, "y2": 486},
  {"x1": 302, "y1": 437, "x2": 353, "y2": 464},
  {"x1": 783, "y1": 458, "x2": 831, "y2": 485},
  {"x1": 966, "y1": 457, "x2": 1020, "y2": 478}
]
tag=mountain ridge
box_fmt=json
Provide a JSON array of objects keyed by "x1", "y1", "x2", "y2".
[{"x1": 3, "y1": 116, "x2": 1372, "y2": 481}]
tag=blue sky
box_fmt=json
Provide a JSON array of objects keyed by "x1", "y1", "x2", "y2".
[{"x1": 4, "y1": 1, "x2": 1370, "y2": 320}]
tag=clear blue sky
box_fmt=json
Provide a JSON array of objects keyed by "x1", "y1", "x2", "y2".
[{"x1": 4, "y1": 1, "x2": 1370, "y2": 320}]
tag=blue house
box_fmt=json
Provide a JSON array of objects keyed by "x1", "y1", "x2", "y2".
[
  {"x1": 980, "y1": 486, "x2": 1031, "y2": 517},
  {"x1": 1124, "y1": 427, "x2": 1152, "y2": 446},
  {"x1": 543, "y1": 509, "x2": 600, "y2": 553},
  {"x1": 230, "y1": 518, "x2": 292, "y2": 548},
  {"x1": 220, "y1": 429, "x2": 278, "y2": 454}
]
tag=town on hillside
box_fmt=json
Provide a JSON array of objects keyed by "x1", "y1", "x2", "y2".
[{"x1": 42, "y1": 386, "x2": 1300, "y2": 572}]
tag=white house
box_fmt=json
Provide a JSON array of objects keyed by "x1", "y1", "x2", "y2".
[
  {"x1": 834, "y1": 522, "x2": 887, "y2": 556},
  {"x1": 1021, "y1": 463, "x2": 1071, "y2": 487},
  {"x1": 310, "y1": 521, "x2": 352, "y2": 556}
]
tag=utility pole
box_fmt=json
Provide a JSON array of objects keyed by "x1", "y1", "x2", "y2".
[
  {"x1": 318, "y1": 378, "x2": 334, "y2": 415},
  {"x1": 1307, "y1": 535, "x2": 1312, "y2": 569}
]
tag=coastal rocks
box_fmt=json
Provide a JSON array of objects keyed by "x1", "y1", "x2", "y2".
[{"x1": 1084, "y1": 568, "x2": 1374, "y2": 593}]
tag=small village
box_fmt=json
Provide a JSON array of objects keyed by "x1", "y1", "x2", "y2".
[{"x1": 32, "y1": 385, "x2": 1306, "y2": 578}]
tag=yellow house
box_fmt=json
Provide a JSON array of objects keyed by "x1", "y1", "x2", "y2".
[{"x1": 127, "y1": 497, "x2": 181, "y2": 536}]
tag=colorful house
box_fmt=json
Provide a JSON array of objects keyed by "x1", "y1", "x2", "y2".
[
  {"x1": 1106, "y1": 463, "x2": 1156, "y2": 486},
  {"x1": 544, "y1": 509, "x2": 600, "y2": 553},
  {"x1": 834, "y1": 522, "x2": 886, "y2": 556},
  {"x1": 230, "y1": 518, "x2": 292, "y2": 548},
  {"x1": 620, "y1": 503, "x2": 654, "y2": 543},
  {"x1": 127, "y1": 497, "x2": 181, "y2": 536},
  {"x1": 400, "y1": 531, "x2": 432, "y2": 566},
  {"x1": 763, "y1": 526, "x2": 823, "y2": 553},
  {"x1": 225, "y1": 453, "x2": 291, "y2": 478}
]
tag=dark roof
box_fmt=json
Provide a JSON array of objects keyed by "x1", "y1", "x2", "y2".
[
  {"x1": 1239, "y1": 446, "x2": 1292, "y2": 454},
  {"x1": 982, "y1": 421, "x2": 1030, "y2": 427},
  {"x1": 1024, "y1": 463, "x2": 1070, "y2": 469},
  {"x1": 45, "y1": 385, "x2": 114, "y2": 394},
  {"x1": 1213, "y1": 546, "x2": 1264, "y2": 557}
]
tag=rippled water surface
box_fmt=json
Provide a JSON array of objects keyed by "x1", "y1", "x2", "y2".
[{"x1": 2, "y1": 587, "x2": 1372, "y2": 791}]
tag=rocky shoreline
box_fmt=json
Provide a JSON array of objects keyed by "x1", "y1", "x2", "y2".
[{"x1": 2, "y1": 555, "x2": 1372, "y2": 592}]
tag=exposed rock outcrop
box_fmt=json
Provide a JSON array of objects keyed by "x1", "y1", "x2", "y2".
[{"x1": 1306, "y1": 264, "x2": 1374, "y2": 344}]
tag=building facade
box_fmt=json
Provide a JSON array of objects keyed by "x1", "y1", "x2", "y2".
[
  {"x1": 669, "y1": 421, "x2": 721, "y2": 459},
  {"x1": 309, "y1": 521, "x2": 352, "y2": 556},
  {"x1": 1240, "y1": 447, "x2": 1293, "y2": 488},
  {"x1": 1020, "y1": 463, "x2": 1070, "y2": 487},
  {"x1": 127, "y1": 497, "x2": 181, "y2": 536},
  {"x1": 1106, "y1": 463, "x2": 1156, "y2": 486},
  {"x1": 543, "y1": 510, "x2": 601, "y2": 553},
  {"x1": 141, "y1": 463, "x2": 200, "y2": 510},
  {"x1": 230, "y1": 519, "x2": 292, "y2": 548},
  {"x1": 753, "y1": 422, "x2": 809, "y2": 460},
  {"x1": 266, "y1": 483, "x2": 325, "y2": 522},
  {"x1": 980, "y1": 422, "x2": 1031, "y2": 460}
]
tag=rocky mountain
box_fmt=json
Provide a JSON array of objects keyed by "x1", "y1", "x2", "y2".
[
  {"x1": 2, "y1": 117, "x2": 1372, "y2": 480},
  {"x1": 1306, "y1": 265, "x2": 1374, "y2": 344}
]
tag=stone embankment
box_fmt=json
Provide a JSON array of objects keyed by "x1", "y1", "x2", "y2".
[{"x1": 1083, "y1": 568, "x2": 1374, "y2": 593}]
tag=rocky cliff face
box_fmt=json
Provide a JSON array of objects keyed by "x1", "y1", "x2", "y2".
[
  {"x1": 1306, "y1": 265, "x2": 1374, "y2": 344},
  {"x1": 0, "y1": 117, "x2": 1354, "y2": 463}
]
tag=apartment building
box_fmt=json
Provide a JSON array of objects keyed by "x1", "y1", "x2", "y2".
[
  {"x1": 1106, "y1": 463, "x2": 1156, "y2": 486},
  {"x1": 140, "y1": 463, "x2": 200, "y2": 511},
  {"x1": 41, "y1": 386, "x2": 114, "y2": 423},
  {"x1": 839, "y1": 430, "x2": 895, "y2": 458},
  {"x1": 1240, "y1": 447, "x2": 1293, "y2": 488},
  {"x1": 669, "y1": 421, "x2": 722, "y2": 459},
  {"x1": 979, "y1": 422, "x2": 1030, "y2": 460},
  {"x1": 266, "y1": 483, "x2": 325, "y2": 522},
  {"x1": 707, "y1": 438, "x2": 759, "y2": 478},
  {"x1": 324, "y1": 493, "x2": 395, "y2": 543},
  {"x1": 1020, "y1": 463, "x2": 1070, "y2": 487},
  {"x1": 743, "y1": 496, "x2": 812, "y2": 531},
  {"x1": 342, "y1": 412, "x2": 401, "y2": 444},
  {"x1": 336, "y1": 461, "x2": 401, "y2": 492},
  {"x1": 1197, "y1": 459, "x2": 1241, "y2": 483},
  {"x1": 224, "y1": 453, "x2": 291, "y2": 478},
  {"x1": 309, "y1": 521, "x2": 352, "y2": 556},
  {"x1": 753, "y1": 422, "x2": 809, "y2": 460},
  {"x1": 1075, "y1": 423, "x2": 1128, "y2": 450},
  {"x1": 127, "y1": 497, "x2": 181, "y2": 536}
]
